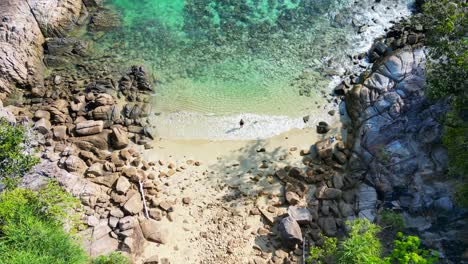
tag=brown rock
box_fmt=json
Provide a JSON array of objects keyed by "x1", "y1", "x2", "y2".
[
  {"x1": 149, "y1": 209, "x2": 162, "y2": 221},
  {"x1": 89, "y1": 173, "x2": 119, "y2": 188},
  {"x1": 34, "y1": 110, "x2": 50, "y2": 121},
  {"x1": 139, "y1": 218, "x2": 169, "y2": 244},
  {"x1": 95, "y1": 93, "x2": 115, "y2": 106},
  {"x1": 76, "y1": 120, "x2": 104, "y2": 136},
  {"x1": 116, "y1": 176, "x2": 131, "y2": 194},
  {"x1": 316, "y1": 139, "x2": 333, "y2": 160},
  {"x1": 64, "y1": 155, "x2": 87, "y2": 173},
  {"x1": 34, "y1": 118, "x2": 51, "y2": 134},
  {"x1": 159, "y1": 201, "x2": 173, "y2": 212},
  {"x1": 315, "y1": 186, "x2": 342, "y2": 200},
  {"x1": 53, "y1": 125, "x2": 68, "y2": 140},
  {"x1": 285, "y1": 191, "x2": 301, "y2": 205},
  {"x1": 111, "y1": 126, "x2": 129, "y2": 149},
  {"x1": 123, "y1": 192, "x2": 143, "y2": 215},
  {"x1": 182, "y1": 197, "x2": 191, "y2": 205}
]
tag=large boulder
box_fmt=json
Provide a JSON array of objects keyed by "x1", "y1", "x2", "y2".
[
  {"x1": 287, "y1": 206, "x2": 312, "y2": 225},
  {"x1": 111, "y1": 126, "x2": 129, "y2": 149},
  {"x1": 278, "y1": 216, "x2": 302, "y2": 249},
  {"x1": 316, "y1": 139, "x2": 333, "y2": 160},
  {"x1": 139, "y1": 218, "x2": 169, "y2": 244},
  {"x1": 76, "y1": 120, "x2": 104, "y2": 136},
  {"x1": 123, "y1": 192, "x2": 143, "y2": 215},
  {"x1": 27, "y1": 0, "x2": 85, "y2": 37},
  {"x1": 64, "y1": 155, "x2": 87, "y2": 173},
  {"x1": 315, "y1": 186, "x2": 342, "y2": 200},
  {"x1": 34, "y1": 118, "x2": 51, "y2": 134}
]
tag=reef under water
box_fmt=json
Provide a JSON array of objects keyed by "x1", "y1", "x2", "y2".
[{"x1": 91, "y1": 0, "x2": 413, "y2": 139}]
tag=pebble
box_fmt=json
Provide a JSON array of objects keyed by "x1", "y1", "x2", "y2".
[{"x1": 182, "y1": 197, "x2": 191, "y2": 205}]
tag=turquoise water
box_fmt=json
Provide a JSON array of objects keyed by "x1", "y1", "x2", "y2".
[{"x1": 92, "y1": 0, "x2": 413, "y2": 139}]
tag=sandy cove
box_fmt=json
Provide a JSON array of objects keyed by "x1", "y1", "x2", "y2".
[{"x1": 136, "y1": 124, "x2": 342, "y2": 263}]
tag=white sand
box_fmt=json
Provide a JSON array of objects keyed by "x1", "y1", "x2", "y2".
[{"x1": 136, "y1": 122, "x2": 343, "y2": 263}]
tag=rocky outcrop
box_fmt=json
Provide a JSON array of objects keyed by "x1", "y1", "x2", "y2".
[
  {"x1": 342, "y1": 48, "x2": 466, "y2": 261},
  {"x1": 0, "y1": 0, "x2": 45, "y2": 100},
  {"x1": 27, "y1": 0, "x2": 87, "y2": 37}
]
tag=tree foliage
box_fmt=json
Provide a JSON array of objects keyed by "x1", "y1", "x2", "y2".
[
  {"x1": 0, "y1": 118, "x2": 39, "y2": 189},
  {"x1": 423, "y1": 0, "x2": 467, "y2": 107},
  {"x1": 422, "y1": 0, "x2": 468, "y2": 207},
  {"x1": 383, "y1": 232, "x2": 439, "y2": 264}
]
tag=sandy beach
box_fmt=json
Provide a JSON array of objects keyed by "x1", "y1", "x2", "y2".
[{"x1": 136, "y1": 121, "x2": 343, "y2": 263}]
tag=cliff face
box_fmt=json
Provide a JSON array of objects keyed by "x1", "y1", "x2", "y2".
[
  {"x1": 0, "y1": 0, "x2": 45, "y2": 99},
  {"x1": 343, "y1": 48, "x2": 467, "y2": 260},
  {"x1": 0, "y1": 0, "x2": 85, "y2": 101}
]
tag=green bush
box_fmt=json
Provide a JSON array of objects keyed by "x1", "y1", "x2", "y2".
[
  {"x1": 0, "y1": 118, "x2": 40, "y2": 189},
  {"x1": 0, "y1": 184, "x2": 87, "y2": 264},
  {"x1": 337, "y1": 219, "x2": 382, "y2": 264},
  {"x1": 92, "y1": 252, "x2": 129, "y2": 264},
  {"x1": 423, "y1": 0, "x2": 467, "y2": 107},
  {"x1": 422, "y1": 0, "x2": 468, "y2": 208},
  {"x1": 380, "y1": 209, "x2": 405, "y2": 231},
  {"x1": 306, "y1": 236, "x2": 338, "y2": 264},
  {"x1": 383, "y1": 232, "x2": 439, "y2": 264}
]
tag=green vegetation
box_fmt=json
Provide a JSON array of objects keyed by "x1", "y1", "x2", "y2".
[
  {"x1": 306, "y1": 219, "x2": 438, "y2": 263},
  {"x1": 383, "y1": 232, "x2": 439, "y2": 264},
  {"x1": 422, "y1": 0, "x2": 468, "y2": 206},
  {"x1": 306, "y1": 236, "x2": 338, "y2": 264},
  {"x1": 0, "y1": 120, "x2": 127, "y2": 263},
  {"x1": 380, "y1": 209, "x2": 405, "y2": 231},
  {"x1": 91, "y1": 252, "x2": 129, "y2": 264},
  {"x1": 337, "y1": 219, "x2": 382, "y2": 264},
  {"x1": 0, "y1": 185, "x2": 87, "y2": 264},
  {"x1": 0, "y1": 118, "x2": 39, "y2": 189}
]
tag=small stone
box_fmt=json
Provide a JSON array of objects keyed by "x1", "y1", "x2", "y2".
[
  {"x1": 267, "y1": 205, "x2": 277, "y2": 214},
  {"x1": 182, "y1": 197, "x2": 191, "y2": 205},
  {"x1": 159, "y1": 201, "x2": 173, "y2": 212},
  {"x1": 285, "y1": 191, "x2": 301, "y2": 205},
  {"x1": 149, "y1": 209, "x2": 162, "y2": 221},
  {"x1": 250, "y1": 208, "x2": 261, "y2": 216},
  {"x1": 257, "y1": 227, "x2": 269, "y2": 236},
  {"x1": 316, "y1": 121, "x2": 330, "y2": 134}
]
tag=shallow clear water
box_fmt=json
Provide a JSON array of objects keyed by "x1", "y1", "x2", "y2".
[{"x1": 94, "y1": 0, "x2": 413, "y2": 139}]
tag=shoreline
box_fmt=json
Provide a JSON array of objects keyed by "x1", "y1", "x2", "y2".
[{"x1": 3, "y1": 0, "x2": 466, "y2": 263}]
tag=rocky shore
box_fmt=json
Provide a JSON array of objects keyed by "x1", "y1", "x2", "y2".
[{"x1": 0, "y1": 0, "x2": 466, "y2": 263}]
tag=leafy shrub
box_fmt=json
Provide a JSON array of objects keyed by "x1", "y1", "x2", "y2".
[
  {"x1": 306, "y1": 236, "x2": 338, "y2": 264},
  {"x1": 92, "y1": 252, "x2": 129, "y2": 264},
  {"x1": 380, "y1": 209, "x2": 405, "y2": 231},
  {"x1": 0, "y1": 185, "x2": 87, "y2": 264},
  {"x1": 423, "y1": 0, "x2": 467, "y2": 108},
  {"x1": 337, "y1": 219, "x2": 382, "y2": 264},
  {"x1": 0, "y1": 118, "x2": 39, "y2": 189},
  {"x1": 422, "y1": 0, "x2": 468, "y2": 208},
  {"x1": 383, "y1": 232, "x2": 439, "y2": 264}
]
